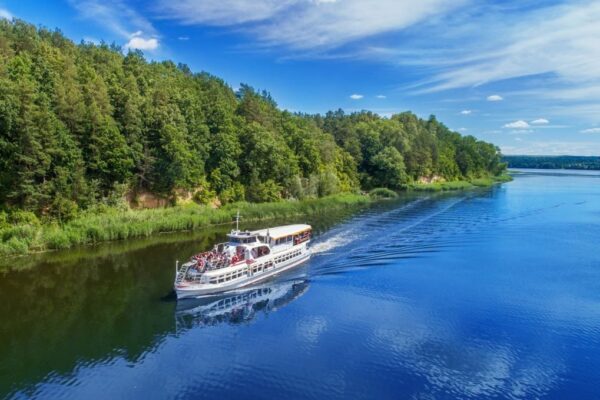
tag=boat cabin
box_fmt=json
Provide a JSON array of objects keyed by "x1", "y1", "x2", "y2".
[
  {"x1": 227, "y1": 230, "x2": 259, "y2": 245},
  {"x1": 252, "y1": 224, "x2": 312, "y2": 252}
]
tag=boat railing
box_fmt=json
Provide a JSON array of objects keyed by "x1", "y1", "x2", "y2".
[{"x1": 175, "y1": 261, "x2": 191, "y2": 285}]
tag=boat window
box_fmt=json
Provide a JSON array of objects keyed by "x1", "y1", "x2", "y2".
[{"x1": 254, "y1": 246, "x2": 270, "y2": 258}]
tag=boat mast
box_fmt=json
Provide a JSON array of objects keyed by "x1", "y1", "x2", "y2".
[{"x1": 235, "y1": 210, "x2": 240, "y2": 232}]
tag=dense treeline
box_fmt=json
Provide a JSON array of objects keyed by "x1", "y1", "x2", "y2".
[
  {"x1": 0, "y1": 19, "x2": 505, "y2": 220},
  {"x1": 503, "y1": 155, "x2": 600, "y2": 170}
]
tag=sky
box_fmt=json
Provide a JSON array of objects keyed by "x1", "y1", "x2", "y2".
[{"x1": 1, "y1": 0, "x2": 600, "y2": 155}]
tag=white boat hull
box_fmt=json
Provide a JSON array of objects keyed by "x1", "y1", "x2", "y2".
[{"x1": 175, "y1": 250, "x2": 311, "y2": 299}]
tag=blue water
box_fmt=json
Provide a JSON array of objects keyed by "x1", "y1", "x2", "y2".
[{"x1": 2, "y1": 169, "x2": 600, "y2": 399}]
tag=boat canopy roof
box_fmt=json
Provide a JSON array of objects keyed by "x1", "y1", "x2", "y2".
[{"x1": 251, "y1": 224, "x2": 311, "y2": 240}]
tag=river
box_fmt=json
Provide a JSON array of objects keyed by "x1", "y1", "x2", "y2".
[{"x1": 1, "y1": 169, "x2": 599, "y2": 399}]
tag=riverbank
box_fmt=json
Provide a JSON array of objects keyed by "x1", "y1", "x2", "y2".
[
  {"x1": 0, "y1": 174, "x2": 512, "y2": 258},
  {"x1": 0, "y1": 194, "x2": 370, "y2": 258},
  {"x1": 408, "y1": 174, "x2": 512, "y2": 192}
]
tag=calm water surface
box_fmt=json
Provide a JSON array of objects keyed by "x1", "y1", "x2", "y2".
[{"x1": 2, "y1": 169, "x2": 600, "y2": 399}]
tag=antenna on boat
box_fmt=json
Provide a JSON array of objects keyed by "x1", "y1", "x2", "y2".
[{"x1": 235, "y1": 210, "x2": 240, "y2": 232}]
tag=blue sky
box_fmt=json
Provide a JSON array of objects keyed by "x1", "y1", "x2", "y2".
[{"x1": 2, "y1": 0, "x2": 600, "y2": 155}]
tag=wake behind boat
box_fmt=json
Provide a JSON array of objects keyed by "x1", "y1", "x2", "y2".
[{"x1": 174, "y1": 219, "x2": 312, "y2": 299}]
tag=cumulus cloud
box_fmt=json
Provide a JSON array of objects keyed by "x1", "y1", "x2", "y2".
[
  {"x1": 581, "y1": 128, "x2": 600, "y2": 134},
  {"x1": 0, "y1": 8, "x2": 12, "y2": 20},
  {"x1": 504, "y1": 120, "x2": 530, "y2": 129},
  {"x1": 460, "y1": 110, "x2": 472, "y2": 115},
  {"x1": 350, "y1": 94, "x2": 364, "y2": 100},
  {"x1": 487, "y1": 95, "x2": 503, "y2": 102},
  {"x1": 376, "y1": 95, "x2": 386, "y2": 99},
  {"x1": 531, "y1": 118, "x2": 549, "y2": 125},
  {"x1": 125, "y1": 35, "x2": 159, "y2": 50}
]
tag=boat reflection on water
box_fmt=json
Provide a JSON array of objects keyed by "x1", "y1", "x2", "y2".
[{"x1": 175, "y1": 278, "x2": 310, "y2": 329}]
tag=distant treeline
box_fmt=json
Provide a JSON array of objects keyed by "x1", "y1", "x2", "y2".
[
  {"x1": 0, "y1": 19, "x2": 505, "y2": 219},
  {"x1": 503, "y1": 155, "x2": 600, "y2": 170}
]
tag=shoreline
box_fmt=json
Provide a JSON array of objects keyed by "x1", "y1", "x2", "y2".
[
  {"x1": 0, "y1": 175, "x2": 511, "y2": 259},
  {"x1": 0, "y1": 194, "x2": 371, "y2": 259},
  {"x1": 407, "y1": 174, "x2": 512, "y2": 192}
]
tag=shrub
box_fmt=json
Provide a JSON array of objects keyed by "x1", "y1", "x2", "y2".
[
  {"x1": 44, "y1": 228, "x2": 72, "y2": 250},
  {"x1": 369, "y1": 188, "x2": 398, "y2": 199},
  {"x1": 193, "y1": 187, "x2": 217, "y2": 205},
  {"x1": 246, "y1": 180, "x2": 282, "y2": 203},
  {"x1": 50, "y1": 197, "x2": 79, "y2": 222},
  {"x1": 219, "y1": 183, "x2": 245, "y2": 204},
  {"x1": 5, "y1": 236, "x2": 29, "y2": 255},
  {"x1": 8, "y1": 210, "x2": 40, "y2": 226},
  {"x1": 471, "y1": 178, "x2": 494, "y2": 187}
]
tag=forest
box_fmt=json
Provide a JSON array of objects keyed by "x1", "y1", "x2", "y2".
[
  {"x1": 0, "y1": 19, "x2": 506, "y2": 221},
  {"x1": 503, "y1": 155, "x2": 600, "y2": 170}
]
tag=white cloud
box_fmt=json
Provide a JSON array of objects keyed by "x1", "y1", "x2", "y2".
[
  {"x1": 158, "y1": 0, "x2": 467, "y2": 50},
  {"x1": 350, "y1": 94, "x2": 364, "y2": 100},
  {"x1": 376, "y1": 95, "x2": 386, "y2": 99},
  {"x1": 406, "y1": 2, "x2": 600, "y2": 125},
  {"x1": 531, "y1": 118, "x2": 549, "y2": 125},
  {"x1": 125, "y1": 36, "x2": 159, "y2": 50},
  {"x1": 487, "y1": 95, "x2": 503, "y2": 102},
  {"x1": 502, "y1": 140, "x2": 600, "y2": 156},
  {"x1": 69, "y1": 0, "x2": 158, "y2": 50},
  {"x1": 504, "y1": 120, "x2": 530, "y2": 129},
  {"x1": 460, "y1": 109, "x2": 472, "y2": 115},
  {"x1": 178, "y1": 36, "x2": 190, "y2": 41},
  {"x1": 411, "y1": 2, "x2": 600, "y2": 92},
  {"x1": 581, "y1": 128, "x2": 600, "y2": 134},
  {"x1": 0, "y1": 8, "x2": 12, "y2": 20},
  {"x1": 458, "y1": 127, "x2": 467, "y2": 132}
]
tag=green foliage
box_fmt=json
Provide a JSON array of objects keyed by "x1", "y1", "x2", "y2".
[
  {"x1": 49, "y1": 196, "x2": 79, "y2": 222},
  {"x1": 218, "y1": 182, "x2": 245, "y2": 204},
  {"x1": 8, "y1": 210, "x2": 40, "y2": 225},
  {"x1": 409, "y1": 181, "x2": 473, "y2": 192},
  {"x1": 370, "y1": 147, "x2": 408, "y2": 190},
  {"x1": 369, "y1": 188, "x2": 398, "y2": 199},
  {"x1": 0, "y1": 19, "x2": 506, "y2": 225},
  {"x1": 193, "y1": 187, "x2": 217, "y2": 205},
  {"x1": 0, "y1": 193, "x2": 369, "y2": 257},
  {"x1": 246, "y1": 179, "x2": 283, "y2": 203}
]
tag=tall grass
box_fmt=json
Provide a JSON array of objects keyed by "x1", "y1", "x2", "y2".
[
  {"x1": 0, "y1": 194, "x2": 369, "y2": 258},
  {"x1": 408, "y1": 180, "x2": 473, "y2": 192},
  {"x1": 369, "y1": 188, "x2": 399, "y2": 199},
  {"x1": 409, "y1": 174, "x2": 513, "y2": 192}
]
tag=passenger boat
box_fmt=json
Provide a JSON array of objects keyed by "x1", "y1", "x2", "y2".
[{"x1": 174, "y1": 219, "x2": 312, "y2": 299}]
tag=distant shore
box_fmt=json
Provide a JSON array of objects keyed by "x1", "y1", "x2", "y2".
[{"x1": 502, "y1": 155, "x2": 600, "y2": 170}]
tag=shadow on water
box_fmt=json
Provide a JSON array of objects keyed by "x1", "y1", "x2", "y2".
[
  {"x1": 0, "y1": 187, "x2": 509, "y2": 398},
  {"x1": 0, "y1": 202, "x2": 373, "y2": 398}
]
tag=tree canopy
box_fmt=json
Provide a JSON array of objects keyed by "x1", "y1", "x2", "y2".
[{"x1": 0, "y1": 19, "x2": 506, "y2": 216}]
